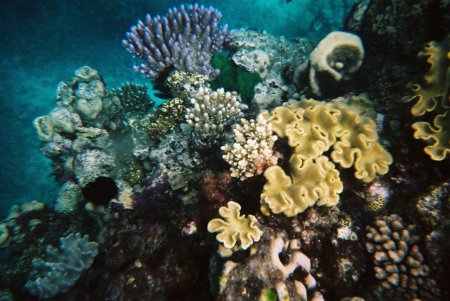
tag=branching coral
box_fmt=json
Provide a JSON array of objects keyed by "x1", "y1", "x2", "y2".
[
  {"x1": 408, "y1": 34, "x2": 450, "y2": 160},
  {"x1": 207, "y1": 201, "x2": 262, "y2": 251},
  {"x1": 221, "y1": 115, "x2": 278, "y2": 180},
  {"x1": 185, "y1": 86, "x2": 243, "y2": 141},
  {"x1": 122, "y1": 4, "x2": 228, "y2": 78},
  {"x1": 261, "y1": 155, "x2": 343, "y2": 217},
  {"x1": 365, "y1": 214, "x2": 440, "y2": 299}
]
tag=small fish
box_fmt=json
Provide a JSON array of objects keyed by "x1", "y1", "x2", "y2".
[
  {"x1": 286, "y1": 0, "x2": 293, "y2": 3},
  {"x1": 309, "y1": 15, "x2": 328, "y2": 32}
]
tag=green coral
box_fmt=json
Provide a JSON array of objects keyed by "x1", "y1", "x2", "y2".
[{"x1": 211, "y1": 52, "x2": 262, "y2": 103}]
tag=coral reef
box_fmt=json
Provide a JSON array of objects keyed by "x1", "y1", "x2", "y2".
[
  {"x1": 365, "y1": 214, "x2": 440, "y2": 300},
  {"x1": 33, "y1": 66, "x2": 121, "y2": 188},
  {"x1": 122, "y1": 4, "x2": 228, "y2": 78},
  {"x1": 415, "y1": 181, "x2": 450, "y2": 288},
  {"x1": 207, "y1": 201, "x2": 262, "y2": 252},
  {"x1": 25, "y1": 232, "x2": 98, "y2": 299},
  {"x1": 221, "y1": 115, "x2": 278, "y2": 180},
  {"x1": 4, "y1": 3, "x2": 450, "y2": 300},
  {"x1": 408, "y1": 34, "x2": 450, "y2": 160},
  {"x1": 363, "y1": 181, "x2": 391, "y2": 213}
]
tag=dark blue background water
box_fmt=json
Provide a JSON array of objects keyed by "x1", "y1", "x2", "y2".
[{"x1": 0, "y1": 0, "x2": 355, "y2": 215}]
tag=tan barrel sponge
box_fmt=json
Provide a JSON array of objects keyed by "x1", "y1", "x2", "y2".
[
  {"x1": 261, "y1": 154, "x2": 343, "y2": 217},
  {"x1": 309, "y1": 31, "x2": 364, "y2": 96},
  {"x1": 207, "y1": 201, "x2": 262, "y2": 250}
]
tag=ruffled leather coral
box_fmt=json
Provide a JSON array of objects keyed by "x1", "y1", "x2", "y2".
[
  {"x1": 207, "y1": 201, "x2": 262, "y2": 250},
  {"x1": 408, "y1": 34, "x2": 450, "y2": 160},
  {"x1": 262, "y1": 155, "x2": 343, "y2": 217},
  {"x1": 262, "y1": 98, "x2": 393, "y2": 183}
]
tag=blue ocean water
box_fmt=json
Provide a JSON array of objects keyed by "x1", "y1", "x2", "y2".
[{"x1": 0, "y1": 0, "x2": 353, "y2": 216}]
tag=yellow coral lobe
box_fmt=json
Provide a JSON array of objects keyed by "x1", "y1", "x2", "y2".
[
  {"x1": 262, "y1": 97, "x2": 393, "y2": 185},
  {"x1": 409, "y1": 34, "x2": 450, "y2": 160},
  {"x1": 412, "y1": 111, "x2": 450, "y2": 161},
  {"x1": 331, "y1": 104, "x2": 393, "y2": 182},
  {"x1": 409, "y1": 37, "x2": 450, "y2": 117},
  {"x1": 261, "y1": 155, "x2": 343, "y2": 217},
  {"x1": 207, "y1": 201, "x2": 262, "y2": 250}
]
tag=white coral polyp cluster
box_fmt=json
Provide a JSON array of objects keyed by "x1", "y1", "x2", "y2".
[
  {"x1": 186, "y1": 87, "x2": 243, "y2": 139},
  {"x1": 222, "y1": 115, "x2": 278, "y2": 180}
]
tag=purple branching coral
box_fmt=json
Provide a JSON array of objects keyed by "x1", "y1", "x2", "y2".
[
  {"x1": 365, "y1": 214, "x2": 441, "y2": 300},
  {"x1": 123, "y1": 3, "x2": 229, "y2": 79}
]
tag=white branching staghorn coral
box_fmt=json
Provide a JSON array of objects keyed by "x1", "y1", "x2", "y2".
[
  {"x1": 185, "y1": 86, "x2": 243, "y2": 140},
  {"x1": 221, "y1": 115, "x2": 278, "y2": 180}
]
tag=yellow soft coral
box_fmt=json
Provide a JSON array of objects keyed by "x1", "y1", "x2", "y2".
[
  {"x1": 412, "y1": 111, "x2": 450, "y2": 160},
  {"x1": 330, "y1": 102, "x2": 393, "y2": 182},
  {"x1": 207, "y1": 201, "x2": 262, "y2": 250},
  {"x1": 262, "y1": 98, "x2": 393, "y2": 183},
  {"x1": 261, "y1": 155, "x2": 343, "y2": 217},
  {"x1": 409, "y1": 36, "x2": 450, "y2": 117},
  {"x1": 408, "y1": 34, "x2": 450, "y2": 160}
]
